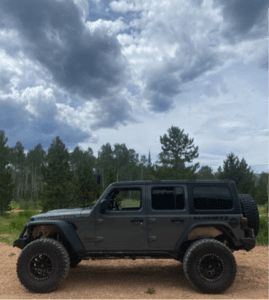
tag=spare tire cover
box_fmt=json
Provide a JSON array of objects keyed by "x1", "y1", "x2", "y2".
[{"x1": 238, "y1": 194, "x2": 260, "y2": 237}]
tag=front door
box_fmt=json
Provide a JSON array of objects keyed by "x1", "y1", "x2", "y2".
[
  {"x1": 94, "y1": 185, "x2": 147, "y2": 250},
  {"x1": 147, "y1": 184, "x2": 190, "y2": 250}
]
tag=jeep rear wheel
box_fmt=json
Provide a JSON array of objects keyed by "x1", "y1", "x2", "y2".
[
  {"x1": 238, "y1": 194, "x2": 260, "y2": 237},
  {"x1": 183, "y1": 239, "x2": 237, "y2": 294},
  {"x1": 16, "y1": 238, "x2": 70, "y2": 293}
]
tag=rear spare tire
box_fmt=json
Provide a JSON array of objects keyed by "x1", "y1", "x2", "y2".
[
  {"x1": 238, "y1": 194, "x2": 260, "y2": 237},
  {"x1": 16, "y1": 238, "x2": 70, "y2": 293}
]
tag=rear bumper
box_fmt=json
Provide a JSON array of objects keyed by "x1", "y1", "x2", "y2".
[{"x1": 240, "y1": 229, "x2": 255, "y2": 251}]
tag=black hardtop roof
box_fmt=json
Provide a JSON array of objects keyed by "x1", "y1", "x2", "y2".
[{"x1": 110, "y1": 179, "x2": 235, "y2": 186}]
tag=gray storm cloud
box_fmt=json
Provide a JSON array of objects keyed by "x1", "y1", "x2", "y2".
[{"x1": 0, "y1": 0, "x2": 128, "y2": 100}]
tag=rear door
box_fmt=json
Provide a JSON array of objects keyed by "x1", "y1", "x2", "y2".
[{"x1": 146, "y1": 183, "x2": 190, "y2": 250}]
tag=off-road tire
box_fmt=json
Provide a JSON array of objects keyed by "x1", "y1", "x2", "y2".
[
  {"x1": 70, "y1": 257, "x2": 82, "y2": 268},
  {"x1": 16, "y1": 238, "x2": 70, "y2": 293},
  {"x1": 183, "y1": 239, "x2": 237, "y2": 294},
  {"x1": 238, "y1": 194, "x2": 260, "y2": 237}
]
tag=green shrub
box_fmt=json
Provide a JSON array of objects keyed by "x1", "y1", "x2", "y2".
[
  {"x1": 260, "y1": 216, "x2": 268, "y2": 232},
  {"x1": 8, "y1": 198, "x2": 43, "y2": 211},
  {"x1": 256, "y1": 216, "x2": 268, "y2": 246},
  {"x1": 9, "y1": 218, "x2": 29, "y2": 231},
  {"x1": 7, "y1": 200, "x2": 20, "y2": 211},
  {"x1": 17, "y1": 210, "x2": 39, "y2": 219}
]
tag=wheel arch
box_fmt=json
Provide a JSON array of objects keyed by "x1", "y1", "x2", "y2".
[
  {"x1": 176, "y1": 222, "x2": 237, "y2": 261},
  {"x1": 26, "y1": 220, "x2": 85, "y2": 256}
]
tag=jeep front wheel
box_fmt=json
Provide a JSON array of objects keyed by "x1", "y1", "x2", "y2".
[
  {"x1": 183, "y1": 239, "x2": 237, "y2": 294},
  {"x1": 16, "y1": 238, "x2": 70, "y2": 293}
]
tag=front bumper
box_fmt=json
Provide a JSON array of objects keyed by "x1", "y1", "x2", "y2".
[
  {"x1": 13, "y1": 223, "x2": 29, "y2": 249},
  {"x1": 13, "y1": 236, "x2": 28, "y2": 249}
]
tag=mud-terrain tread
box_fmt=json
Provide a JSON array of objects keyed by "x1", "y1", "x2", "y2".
[
  {"x1": 238, "y1": 194, "x2": 260, "y2": 237},
  {"x1": 183, "y1": 239, "x2": 237, "y2": 294},
  {"x1": 17, "y1": 238, "x2": 70, "y2": 293}
]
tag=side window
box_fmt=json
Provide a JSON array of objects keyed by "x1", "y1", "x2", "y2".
[
  {"x1": 193, "y1": 186, "x2": 233, "y2": 210},
  {"x1": 108, "y1": 188, "x2": 141, "y2": 210},
  {"x1": 152, "y1": 186, "x2": 185, "y2": 210}
]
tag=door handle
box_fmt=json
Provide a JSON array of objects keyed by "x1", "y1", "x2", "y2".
[
  {"x1": 171, "y1": 218, "x2": 184, "y2": 223},
  {"x1": 131, "y1": 218, "x2": 143, "y2": 224}
]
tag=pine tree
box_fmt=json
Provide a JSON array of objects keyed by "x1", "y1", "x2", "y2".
[
  {"x1": 197, "y1": 165, "x2": 217, "y2": 179},
  {"x1": 71, "y1": 148, "x2": 99, "y2": 208},
  {"x1": 26, "y1": 144, "x2": 46, "y2": 201},
  {"x1": 148, "y1": 150, "x2": 152, "y2": 167},
  {"x1": 113, "y1": 143, "x2": 129, "y2": 181},
  {"x1": 40, "y1": 137, "x2": 73, "y2": 212},
  {"x1": 237, "y1": 158, "x2": 256, "y2": 196},
  {"x1": 255, "y1": 172, "x2": 268, "y2": 205},
  {"x1": 104, "y1": 165, "x2": 117, "y2": 190},
  {"x1": 0, "y1": 167, "x2": 14, "y2": 215},
  {"x1": 218, "y1": 153, "x2": 256, "y2": 196},
  {"x1": 9, "y1": 141, "x2": 26, "y2": 201},
  {"x1": 70, "y1": 146, "x2": 85, "y2": 179},
  {"x1": 0, "y1": 131, "x2": 9, "y2": 169},
  {"x1": 157, "y1": 126, "x2": 200, "y2": 178},
  {"x1": 0, "y1": 131, "x2": 15, "y2": 215},
  {"x1": 140, "y1": 155, "x2": 147, "y2": 180},
  {"x1": 97, "y1": 143, "x2": 114, "y2": 190},
  {"x1": 72, "y1": 161, "x2": 98, "y2": 208}
]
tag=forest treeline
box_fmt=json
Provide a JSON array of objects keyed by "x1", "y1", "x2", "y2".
[{"x1": 0, "y1": 126, "x2": 268, "y2": 215}]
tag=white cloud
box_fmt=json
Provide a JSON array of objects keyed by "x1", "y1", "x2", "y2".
[
  {"x1": 219, "y1": 121, "x2": 247, "y2": 129},
  {"x1": 110, "y1": 0, "x2": 144, "y2": 12},
  {"x1": 72, "y1": 0, "x2": 89, "y2": 21},
  {"x1": 86, "y1": 17, "x2": 128, "y2": 36},
  {"x1": 21, "y1": 86, "x2": 56, "y2": 117}
]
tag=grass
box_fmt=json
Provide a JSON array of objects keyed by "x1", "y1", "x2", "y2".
[
  {"x1": 256, "y1": 205, "x2": 268, "y2": 246},
  {"x1": 146, "y1": 288, "x2": 156, "y2": 294},
  {"x1": 0, "y1": 209, "x2": 42, "y2": 246}
]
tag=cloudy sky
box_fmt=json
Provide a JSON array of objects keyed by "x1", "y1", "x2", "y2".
[{"x1": 0, "y1": 0, "x2": 267, "y2": 174}]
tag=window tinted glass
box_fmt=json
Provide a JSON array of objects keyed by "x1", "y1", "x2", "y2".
[
  {"x1": 152, "y1": 187, "x2": 185, "y2": 210},
  {"x1": 193, "y1": 186, "x2": 233, "y2": 210}
]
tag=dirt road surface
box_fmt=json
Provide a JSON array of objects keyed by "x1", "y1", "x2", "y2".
[{"x1": 0, "y1": 242, "x2": 268, "y2": 299}]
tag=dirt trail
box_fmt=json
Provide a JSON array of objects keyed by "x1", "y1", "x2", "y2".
[{"x1": 0, "y1": 242, "x2": 268, "y2": 299}]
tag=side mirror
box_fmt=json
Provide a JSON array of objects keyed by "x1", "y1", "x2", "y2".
[{"x1": 99, "y1": 199, "x2": 109, "y2": 214}]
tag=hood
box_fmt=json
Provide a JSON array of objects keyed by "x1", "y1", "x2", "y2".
[{"x1": 31, "y1": 207, "x2": 93, "y2": 220}]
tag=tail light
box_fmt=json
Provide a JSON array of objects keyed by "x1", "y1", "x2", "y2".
[{"x1": 240, "y1": 217, "x2": 248, "y2": 230}]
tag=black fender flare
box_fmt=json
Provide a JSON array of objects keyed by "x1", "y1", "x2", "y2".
[
  {"x1": 175, "y1": 221, "x2": 240, "y2": 252},
  {"x1": 18, "y1": 220, "x2": 85, "y2": 255}
]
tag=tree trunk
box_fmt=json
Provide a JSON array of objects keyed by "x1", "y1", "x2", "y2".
[
  {"x1": 102, "y1": 169, "x2": 104, "y2": 190},
  {"x1": 25, "y1": 167, "x2": 28, "y2": 196},
  {"x1": 34, "y1": 166, "x2": 37, "y2": 196}
]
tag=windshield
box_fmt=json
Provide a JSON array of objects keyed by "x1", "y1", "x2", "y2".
[{"x1": 82, "y1": 185, "x2": 110, "y2": 210}]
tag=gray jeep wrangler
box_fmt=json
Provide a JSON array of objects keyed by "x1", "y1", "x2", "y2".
[{"x1": 13, "y1": 179, "x2": 259, "y2": 294}]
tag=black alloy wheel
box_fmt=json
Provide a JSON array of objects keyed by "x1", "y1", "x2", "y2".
[
  {"x1": 183, "y1": 239, "x2": 237, "y2": 294},
  {"x1": 16, "y1": 238, "x2": 70, "y2": 293}
]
